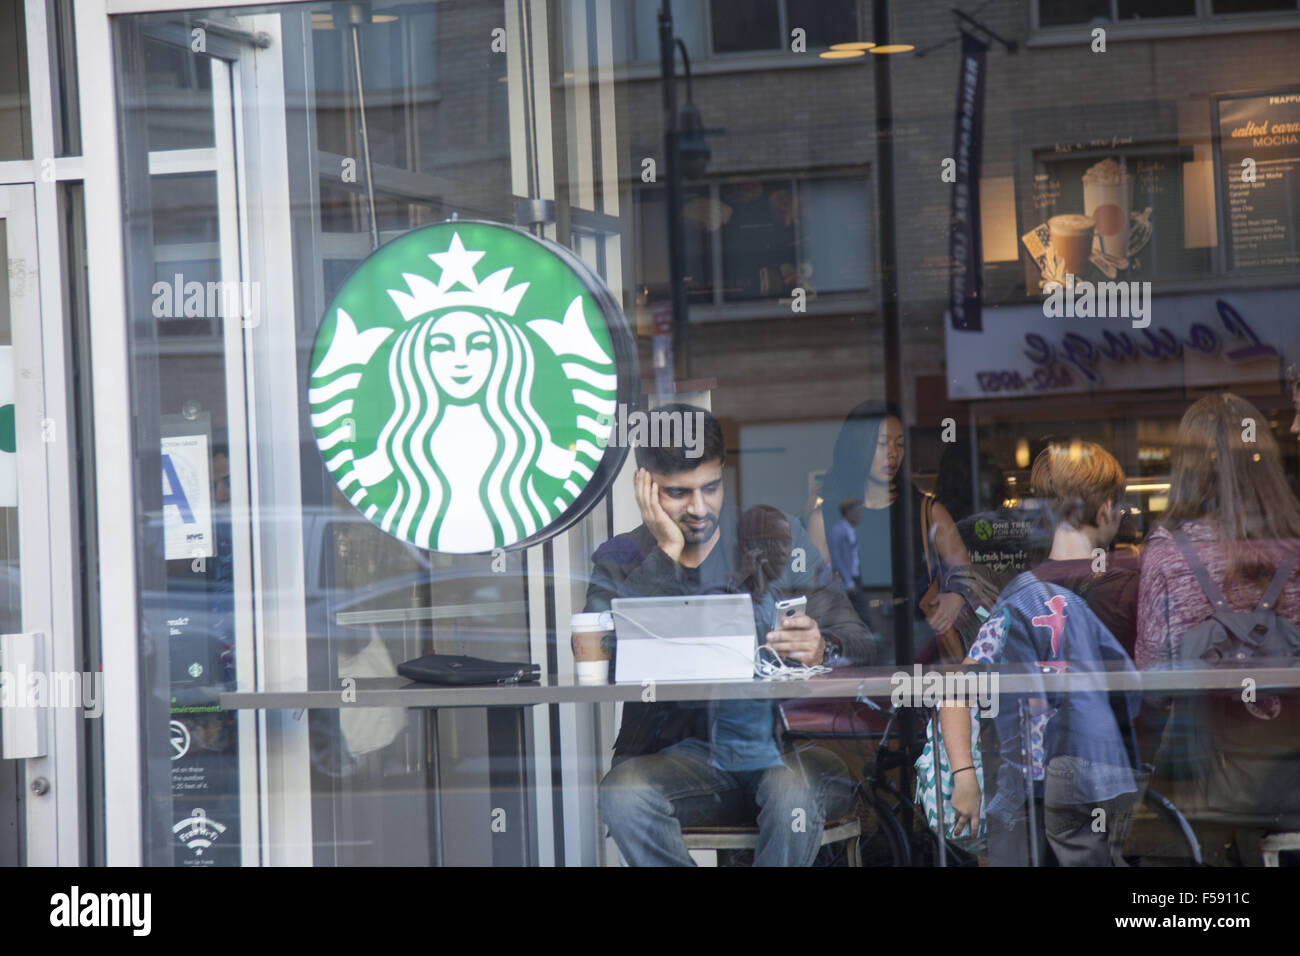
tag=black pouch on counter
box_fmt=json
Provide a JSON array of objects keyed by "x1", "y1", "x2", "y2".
[{"x1": 398, "y1": 654, "x2": 541, "y2": 686}]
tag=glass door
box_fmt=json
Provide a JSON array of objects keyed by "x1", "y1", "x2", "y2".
[
  {"x1": 0, "y1": 184, "x2": 65, "y2": 866},
  {"x1": 113, "y1": 19, "x2": 263, "y2": 865}
]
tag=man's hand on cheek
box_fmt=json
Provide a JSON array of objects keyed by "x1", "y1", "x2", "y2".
[
  {"x1": 634, "y1": 467, "x2": 685, "y2": 562},
  {"x1": 765, "y1": 612, "x2": 825, "y2": 665}
]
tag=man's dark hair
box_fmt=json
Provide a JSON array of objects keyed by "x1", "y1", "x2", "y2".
[
  {"x1": 633, "y1": 403, "x2": 725, "y2": 473},
  {"x1": 839, "y1": 496, "x2": 860, "y2": 518}
]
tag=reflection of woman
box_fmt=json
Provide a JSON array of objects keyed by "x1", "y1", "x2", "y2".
[
  {"x1": 809, "y1": 403, "x2": 971, "y2": 663},
  {"x1": 353, "y1": 309, "x2": 575, "y2": 552},
  {"x1": 1136, "y1": 393, "x2": 1300, "y2": 863}
]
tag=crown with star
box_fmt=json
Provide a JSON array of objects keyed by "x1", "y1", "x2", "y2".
[{"x1": 387, "y1": 232, "x2": 530, "y2": 321}]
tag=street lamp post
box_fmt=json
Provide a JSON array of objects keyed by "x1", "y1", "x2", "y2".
[
  {"x1": 867, "y1": 0, "x2": 928, "y2": 850},
  {"x1": 871, "y1": 0, "x2": 916, "y2": 679}
]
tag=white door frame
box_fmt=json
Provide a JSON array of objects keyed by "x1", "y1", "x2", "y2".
[
  {"x1": 75, "y1": 0, "x2": 314, "y2": 865},
  {"x1": 0, "y1": 183, "x2": 77, "y2": 867},
  {"x1": 0, "y1": 0, "x2": 97, "y2": 868}
]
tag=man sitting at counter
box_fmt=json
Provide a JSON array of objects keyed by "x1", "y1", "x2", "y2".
[{"x1": 585, "y1": 403, "x2": 877, "y2": 866}]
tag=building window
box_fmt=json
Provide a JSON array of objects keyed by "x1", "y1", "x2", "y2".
[
  {"x1": 1039, "y1": 0, "x2": 1112, "y2": 25},
  {"x1": 636, "y1": 173, "x2": 870, "y2": 311},
  {"x1": 710, "y1": 0, "x2": 782, "y2": 53},
  {"x1": 1212, "y1": 0, "x2": 1298, "y2": 10},
  {"x1": 627, "y1": 0, "x2": 858, "y2": 63},
  {"x1": 1038, "y1": 0, "x2": 1298, "y2": 26},
  {"x1": 1117, "y1": 0, "x2": 1197, "y2": 18}
]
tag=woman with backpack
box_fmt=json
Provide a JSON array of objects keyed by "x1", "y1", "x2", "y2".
[
  {"x1": 1136, "y1": 392, "x2": 1300, "y2": 862},
  {"x1": 1136, "y1": 392, "x2": 1300, "y2": 667}
]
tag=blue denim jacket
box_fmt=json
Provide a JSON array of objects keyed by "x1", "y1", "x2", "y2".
[{"x1": 981, "y1": 573, "x2": 1139, "y2": 822}]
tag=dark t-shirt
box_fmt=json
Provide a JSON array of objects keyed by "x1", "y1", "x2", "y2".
[{"x1": 1031, "y1": 552, "x2": 1140, "y2": 657}]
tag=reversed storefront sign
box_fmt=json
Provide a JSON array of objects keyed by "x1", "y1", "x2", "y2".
[{"x1": 945, "y1": 288, "x2": 1298, "y2": 399}]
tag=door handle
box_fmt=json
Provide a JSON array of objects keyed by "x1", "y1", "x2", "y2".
[{"x1": 0, "y1": 632, "x2": 48, "y2": 759}]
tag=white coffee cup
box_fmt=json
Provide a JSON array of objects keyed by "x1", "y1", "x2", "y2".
[{"x1": 571, "y1": 611, "x2": 614, "y2": 685}]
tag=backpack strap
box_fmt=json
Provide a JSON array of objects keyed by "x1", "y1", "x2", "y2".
[
  {"x1": 1174, "y1": 527, "x2": 1299, "y2": 615},
  {"x1": 1171, "y1": 528, "x2": 1230, "y2": 610},
  {"x1": 1257, "y1": 556, "x2": 1298, "y2": 613}
]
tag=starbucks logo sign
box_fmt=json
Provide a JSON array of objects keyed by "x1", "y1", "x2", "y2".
[{"x1": 309, "y1": 221, "x2": 636, "y2": 552}]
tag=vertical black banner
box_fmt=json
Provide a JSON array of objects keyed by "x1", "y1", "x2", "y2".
[{"x1": 949, "y1": 31, "x2": 988, "y2": 332}]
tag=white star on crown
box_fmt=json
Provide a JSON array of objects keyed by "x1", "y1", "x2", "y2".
[{"x1": 387, "y1": 232, "x2": 530, "y2": 320}]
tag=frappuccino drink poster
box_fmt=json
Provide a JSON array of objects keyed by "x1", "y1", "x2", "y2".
[
  {"x1": 308, "y1": 221, "x2": 636, "y2": 553},
  {"x1": 1022, "y1": 155, "x2": 1153, "y2": 291}
]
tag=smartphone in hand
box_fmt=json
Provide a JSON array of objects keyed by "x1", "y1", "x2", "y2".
[
  {"x1": 771, "y1": 596, "x2": 809, "y2": 666},
  {"x1": 774, "y1": 596, "x2": 807, "y2": 626}
]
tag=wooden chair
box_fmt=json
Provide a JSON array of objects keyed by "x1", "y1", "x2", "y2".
[{"x1": 680, "y1": 814, "x2": 863, "y2": 866}]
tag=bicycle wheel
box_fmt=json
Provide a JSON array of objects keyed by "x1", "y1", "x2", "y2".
[
  {"x1": 856, "y1": 790, "x2": 911, "y2": 866},
  {"x1": 1122, "y1": 787, "x2": 1203, "y2": 866}
]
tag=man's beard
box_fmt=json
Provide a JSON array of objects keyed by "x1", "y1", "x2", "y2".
[{"x1": 678, "y1": 513, "x2": 718, "y2": 544}]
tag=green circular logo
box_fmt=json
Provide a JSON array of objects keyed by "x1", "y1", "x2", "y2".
[
  {"x1": 309, "y1": 221, "x2": 636, "y2": 553},
  {"x1": 974, "y1": 518, "x2": 993, "y2": 541}
]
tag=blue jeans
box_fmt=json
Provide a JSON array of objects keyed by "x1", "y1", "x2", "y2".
[{"x1": 598, "y1": 737, "x2": 856, "y2": 866}]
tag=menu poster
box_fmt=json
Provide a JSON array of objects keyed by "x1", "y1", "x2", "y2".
[{"x1": 1214, "y1": 88, "x2": 1300, "y2": 270}]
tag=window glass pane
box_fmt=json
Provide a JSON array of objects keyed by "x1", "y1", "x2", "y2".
[
  {"x1": 1213, "y1": 0, "x2": 1297, "y2": 11},
  {"x1": 150, "y1": 173, "x2": 221, "y2": 338},
  {"x1": 105, "y1": 0, "x2": 1300, "y2": 872},
  {"x1": 0, "y1": 208, "x2": 18, "y2": 856},
  {"x1": 141, "y1": 34, "x2": 214, "y2": 150},
  {"x1": 786, "y1": 0, "x2": 858, "y2": 48},
  {"x1": 711, "y1": 0, "x2": 781, "y2": 53},
  {"x1": 719, "y1": 178, "x2": 797, "y2": 301},
  {"x1": 798, "y1": 177, "x2": 870, "y2": 294},
  {"x1": 1039, "y1": 0, "x2": 1113, "y2": 26},
  {"x1": 634, "y1": 0, "x2": 702, "y2": 62},
  {"x1": 1118, "y1": 0, "x2": 1197, "y2": 18},
  {"x1": 603, "y1": 0, "x2": 631, "y2": 64},
  {"x1": 60, "y1": 180, "x2": 104, "y2": 865},
  {"x1": 53, "y1": 0, "x2": 80, "y2": 156},
  {"x1": 311, "y1": 8, "x2": 440, "y2": 173},
  {"x1": 0, "y1": 223, "x2": 20, "y2": 635},
  {"x1": 639, "y1": 186, "x2": 714, "y2": 304},
  {"x1": 0, "y1": 0, "x2": 31, "y2": 160}
]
